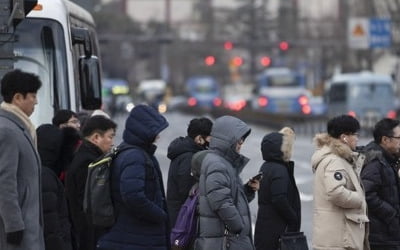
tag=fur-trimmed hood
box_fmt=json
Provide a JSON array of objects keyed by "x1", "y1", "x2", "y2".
[
  {"x1": 311, "y1": 133, "x2": 359, "y2": 172},
  {"x1": 261, "y1": 127, "x2": 295, "y2": 162}
]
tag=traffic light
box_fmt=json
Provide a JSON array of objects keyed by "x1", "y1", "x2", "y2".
[
  {"x1": 204, "y1": 56, "x2": 215, "y2": 66},
  {"x1": 279, "y1": 41, "x2": 289, "y2": 51},
  {"x1": 224, "y1": 41, "x2": 233, "y2": 50},
  {"x1": 260, "y1": 56, "x2": 271, "y2": 67},
  {"x1": 232, "y1": 56, "x2": 243, "y2": 66}
]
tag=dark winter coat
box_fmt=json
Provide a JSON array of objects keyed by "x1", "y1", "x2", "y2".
[
  {"x1": 37, "y1": 124, "x2": 77, "y2": 250},
  {"x1": 195, "y1": 116, "x2": 255, "y2": 250},
  {"x1": 42, "y1": 167, "x2": 73, "y2": 250},
  {"x1": 361, "y1": 141, "x2": 400, "y2": 247},
  {"x1": 0, "y1": 109, "x2": 45, "y2": 250},
  {"x1": 65, "y1": 139, "x2": 105, "y2": 250},
  {"x1": 254, "y1": 130, "x2": 301, "y2": 250},
  {"x1": 97, "y1": 104, "x2": 170, "y2": 250},
  {"x1": 167, "y1": 136, "x2": 205, "y2": 226}
]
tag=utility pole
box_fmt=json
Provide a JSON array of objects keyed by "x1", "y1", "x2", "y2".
[
  {"x1": 249, "y1": 0, "x2": 257, "y2": 83},
  {"x1": 120, "y1": 0, "x2": 127, "y2": 15},
  {"x1": 338, "y1": 0, "x2": 349, "y2": 72},
  {"x1": 205, "y1": 0, "x2": 214, "y2": 40},
  {"x1": 165, "y1": 0, "x2": 171, "y2": 30}
]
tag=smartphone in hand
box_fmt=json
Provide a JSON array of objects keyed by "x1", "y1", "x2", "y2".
[{"x1": 251, "y1": 172, "x2": 263, "y2": 182}]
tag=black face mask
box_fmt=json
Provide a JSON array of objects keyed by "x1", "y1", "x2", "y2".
[{"x1": 201, "y1": 136, "x2": 209, "y2": 149}]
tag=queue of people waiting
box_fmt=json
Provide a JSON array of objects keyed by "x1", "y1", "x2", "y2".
[{"x1": 2, "y1": 69, "x2": 400, "y2": 250}]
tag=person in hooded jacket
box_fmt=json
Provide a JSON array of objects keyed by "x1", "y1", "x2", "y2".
[
  {"x1": 96, "y1": 104, "x2": 170, "y2": 250},
  {"x1": 37, "y1": 124, "x2": 80, "y2": 250},
  {"x1": 167, "y1": 117, "x2": 213, "y2": 226},
  {"x1": 254, "y1": 127, "x2": 301, "y2": 250},
  {"x1": 194, "y1": 115, "x2": 259, "y2": 250},
  {"x1": 311, "y1": 115, "x2": 369, "y2": 250}
]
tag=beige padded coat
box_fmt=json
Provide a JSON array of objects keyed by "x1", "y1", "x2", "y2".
[{"x1": 311, "y1": 133, "x2": 370, "y2": 250}]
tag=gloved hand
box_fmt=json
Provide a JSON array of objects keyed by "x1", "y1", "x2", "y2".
[{"x1": 6, "y1": 230, "x2": 23, "y2": 245}]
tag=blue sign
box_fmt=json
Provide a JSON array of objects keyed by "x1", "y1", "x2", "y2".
[{"x1": 369, "y1": 18, "x2": 391, "y2": 48}]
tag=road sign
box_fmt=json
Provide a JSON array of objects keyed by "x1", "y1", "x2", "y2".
[
  {"x1": 348, "y1": 18, "x2": 369, "y2": 49},
  {"x1": 369, "y1": 18, "x2": 391, "y2": 48},
  {"x1": 348, "y1": 18, "x2": 391, "y2": 49}
]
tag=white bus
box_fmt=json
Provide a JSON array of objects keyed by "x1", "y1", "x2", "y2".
[{"x1": 0, "y1": 0, "x2": 102, "y2": 126}]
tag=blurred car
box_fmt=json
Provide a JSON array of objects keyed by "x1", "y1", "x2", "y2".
[
  {"x1": 185, "y1": 76, "x2": 222, "y2": 109},
  {"x1": 137, "y1": 79, "x2": 169, "y2": 113},
  {"x1": 223, "y1": 95, "x2": 247, "y2": 111}
]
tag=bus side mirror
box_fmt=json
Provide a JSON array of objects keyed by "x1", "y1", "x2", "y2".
[
  {"x1": 7, "y1": 0, "x2": 37, "y2": 27},
  {"x1": 71, "y1": 27, "x2": 92, "y2": 57},
  {"x1": 79, "y1": 56, "x2": 102, "y2": 109}
]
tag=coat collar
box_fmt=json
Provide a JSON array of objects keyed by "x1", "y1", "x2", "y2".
[
  {"x1": 312, "y1": 133, "x2": 365, "y2": 173},
  {"x1": 314, "y1": 133, "x2": 354, "y2": 161}
]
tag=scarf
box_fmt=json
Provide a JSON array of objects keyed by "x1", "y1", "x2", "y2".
[{"x1": 1, "y1": 101, "x2": 37, "y2": 148}]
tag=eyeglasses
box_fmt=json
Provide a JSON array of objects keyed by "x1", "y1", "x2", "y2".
[
  {"x1": 388, "y1": 136, "x2": 400, "y2": 140},
  {"x1": 346, "y1": 132, "x2": 359, "y2": 137},
  {"x1": 67, "y1": 119, "x2": 80, "y2": 125}
]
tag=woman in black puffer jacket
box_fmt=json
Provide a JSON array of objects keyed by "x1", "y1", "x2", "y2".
[
  {"x1": 254, "y1": 127, "x2": 301, "y2": 250},
  {"x1": 37, "y1": 124, "x2": 80, "y2": 250}
]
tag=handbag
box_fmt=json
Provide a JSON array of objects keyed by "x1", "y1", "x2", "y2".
[{"x1": 279, "y1": 232, "x2": 309, "y2": 250}]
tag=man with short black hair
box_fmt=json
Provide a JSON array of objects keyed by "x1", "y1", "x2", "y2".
[
  {"x1": 166, "y1": 117, "x2": 213, "y2": 226},
  {"x1": 65, "y1": 115, "x2": 117, "y2": 250},
  {"x1": 311, "y1": 114, "x2": 369, "y2": 250},
  {"x1": 361, "y1": 118, "x2": 400, "y2": 250},
  {"x1": 0, "y1": 69, "x2": 45, "y2": 249}
]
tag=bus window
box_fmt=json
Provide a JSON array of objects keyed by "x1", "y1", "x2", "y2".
[
  {"x1": 268, "y1": 75, "x2": 297, "y2": 87},
  {"x1": 193, "y1": 79, "x2": 218, "y2": 93},
  {"x1": 329, "y1": 83, "x2": 347, "y2": 103},
  {"x1": 12, "y1": 19, "x2": 69, "y2": 124},
  {"x1": 349, "y1": 84, "x2": 391, "y2": 99}
]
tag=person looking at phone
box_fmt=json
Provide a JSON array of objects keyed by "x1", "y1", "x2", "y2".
[
  {"x1": 254, "y1": 127, "x2": 301, "y2": 250},
  {"x1": 194, "y1": 115, "x2": 258, "y2": 250}
]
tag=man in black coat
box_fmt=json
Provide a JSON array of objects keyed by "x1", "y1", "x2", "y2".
[
  {"x1": 166, "y1": 117, "x2": 212, "y2": 227},
  {"x1": 361, "y1": 118, "x2": 400, "y2": 250},
  {"x1": 65, "y1": 115, "x2": 116, "y2": 250}
]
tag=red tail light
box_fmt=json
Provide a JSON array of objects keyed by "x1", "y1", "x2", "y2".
[
  {"x1": 348, "y1": 111, "x2": 356, "y2": 117},
  {"x1": 188, "y1": 97, "x2": 197, "y2": 106},
  {"x1": 213, "y1": 97, "x2": 222, "y2": 107},
  {"x1": 387, "y1": 110, "x2": 397, "y2": 119},
  {"x1": 298, "y1": 95, "x2": 309, "y2": 106},
  {"x1": 258, "y1": 96, "x2": 268, "y2": 107},
  {"x1": 302, "y1": 105, "x2": 311, "y2": 115}
]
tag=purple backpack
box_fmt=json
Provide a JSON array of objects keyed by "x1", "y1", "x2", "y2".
[{"x1": 170, "y1": 189, "x2": 199, "y2": 250}]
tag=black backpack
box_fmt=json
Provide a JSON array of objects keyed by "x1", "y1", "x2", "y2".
[{"x1": 83, "y1": 144, "x2": 153, "y2": 227}]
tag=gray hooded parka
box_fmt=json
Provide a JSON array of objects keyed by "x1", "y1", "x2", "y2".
[{"x1": 194, "y1": 116, "x2": 255, "y2": 250}]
